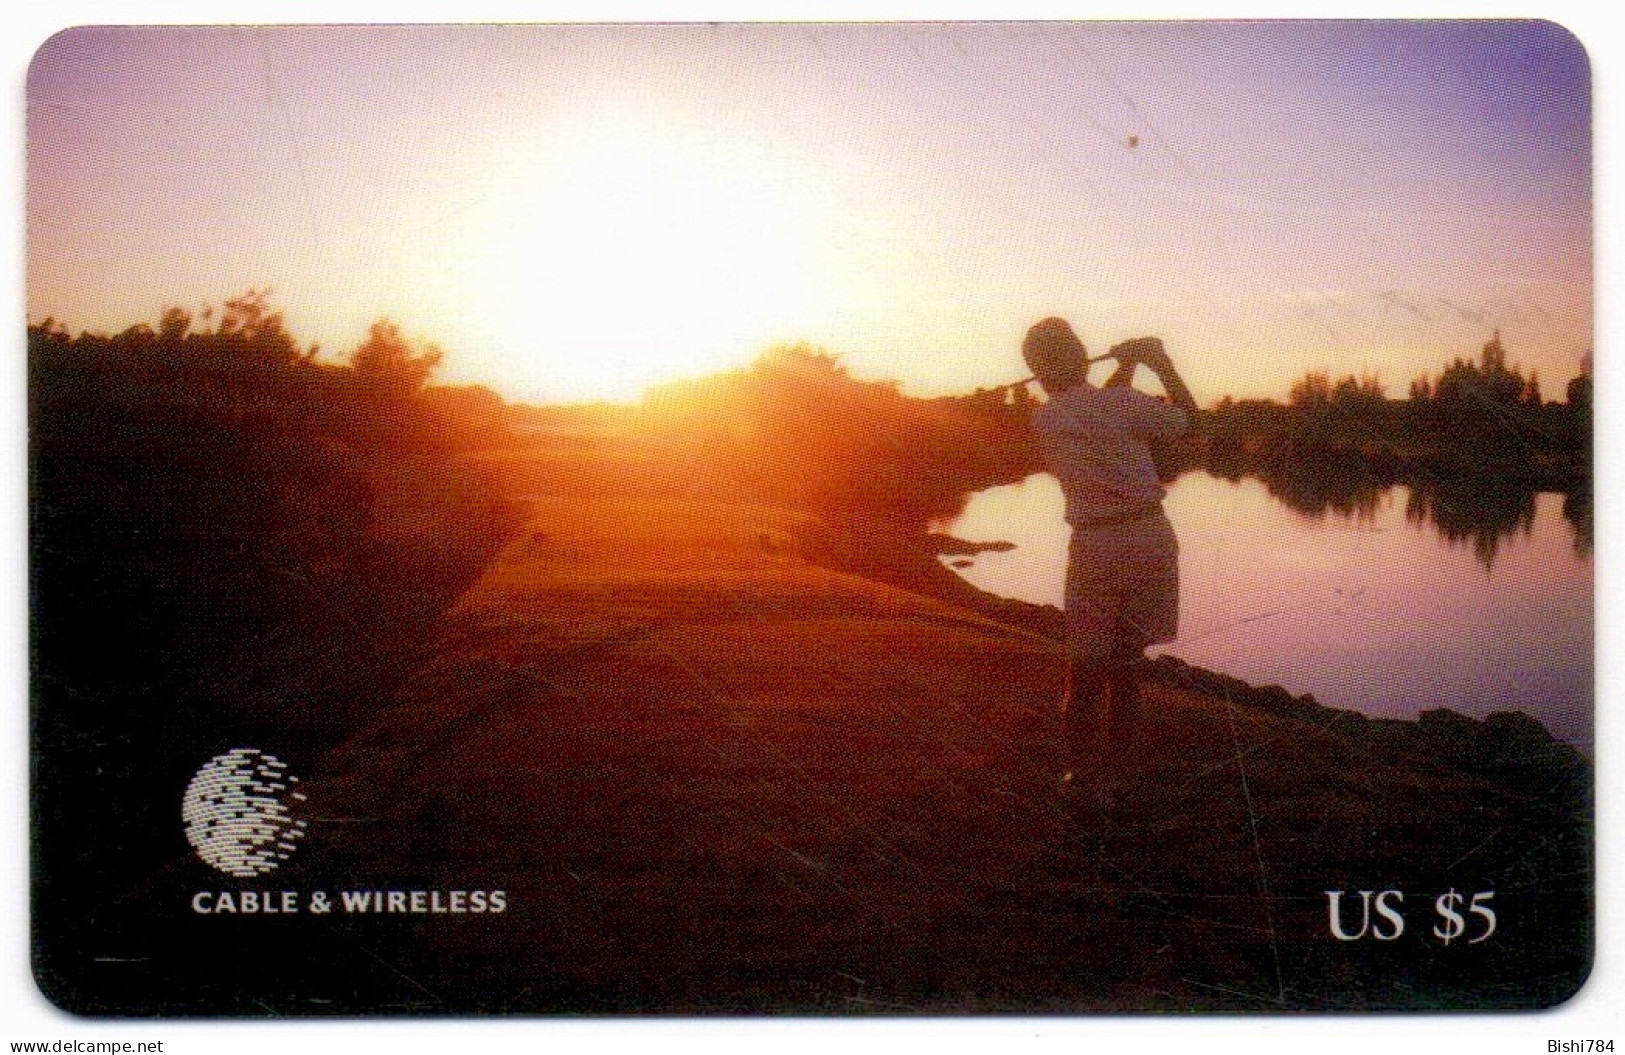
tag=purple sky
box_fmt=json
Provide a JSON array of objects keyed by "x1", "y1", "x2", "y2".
[{"x1": 27, "y1": 21, "x2": 1591, "y2": 404}]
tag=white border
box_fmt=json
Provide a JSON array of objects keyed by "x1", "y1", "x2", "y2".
[{"x1": 5, "y1": 3, "x2": 1619, "y2": 1053}]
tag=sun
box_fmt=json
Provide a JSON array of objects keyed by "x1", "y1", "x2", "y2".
[{"x1": 481, "y1": 123, "x2": 829, "y2": 402}]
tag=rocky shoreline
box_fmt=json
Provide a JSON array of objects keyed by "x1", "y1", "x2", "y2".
[
  {"x1": 804, "y1": 512, "x2": 1591, "y2": 802},
  {"x1": 1143, "y1": 653, "x2": 1590, "y2": 797}
]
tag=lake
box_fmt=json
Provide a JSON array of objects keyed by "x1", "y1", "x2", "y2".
[{"x1": 935, "y1": 471, "x2": 1594, "y2": 749}]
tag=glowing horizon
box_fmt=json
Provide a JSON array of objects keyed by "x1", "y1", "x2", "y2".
[{"x1": 26, "y1": 22, "x2": 1591, "y2": 407}]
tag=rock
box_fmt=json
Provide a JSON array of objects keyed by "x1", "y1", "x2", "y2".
[
  {"x1": 1251, "y1": 684, "x2": 1307, "y2": 716},
  {"x1": 1482, "y1": 709, "x2": 1555, "y2": 745},
  {"x1": 1418, "y1": 707, "x2": 1481, "y2": 737},
  {"x1": 929, "y1": 532, "x2": 1016, "y2": 556},
  {"x1": 1148, "y1": 654, "x2": 1189, "y2": 680}
]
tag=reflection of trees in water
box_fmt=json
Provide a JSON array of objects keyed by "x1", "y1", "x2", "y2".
[
  {"x1": 1563, "y1": 485, "x2": 1592, "y2": 558},
  {"x1": 1203, "y1": 446, "x2": 1396, "y2": 526},
  {"x1": 1407, "y1": 476, "x2": 1589, "y2": 568},
  {"x1": 1261, "y1": 464, "x2": 1390, "y2": 526},
  {"x1": 1402, "y1": 477, "x2": 1536, "y2": 569},
  {"x1": 1200, "y1": 447, "x2": 1589, "y2": 570}
]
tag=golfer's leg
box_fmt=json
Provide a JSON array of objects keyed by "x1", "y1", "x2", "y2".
[
  {"x1": 1065, "y1": 655, "x2": 1111, "y2": 786},
  {"x1": 1062, "y1": 529, "x2": 1116, "y2": 805},
  {"x1": 1107, "y1": 649, "x2": 1147, "y2": 754}
]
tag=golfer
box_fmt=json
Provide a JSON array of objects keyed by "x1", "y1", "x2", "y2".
[{"x1": 1021, "y1": 317, "x2": 1198, "y2": 811}]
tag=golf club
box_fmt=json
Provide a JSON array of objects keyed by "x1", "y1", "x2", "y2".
[{"x1": 1001, "y1": 341, "x2": 1142, "y2": 392}]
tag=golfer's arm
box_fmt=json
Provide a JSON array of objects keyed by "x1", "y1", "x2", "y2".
[
  {"x1": 1103, "y1": 360, "x2": 1137, "y2": 388},
  {"x1": 1151, "y1": 365, "x2": 1199, "y2": 433}
]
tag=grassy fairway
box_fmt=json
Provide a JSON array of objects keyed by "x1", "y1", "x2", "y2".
[
  {"x1": 307, "y1": 492, "x2": 1076, "y2": 1009},
  {"x1": 294, "y1": 486, "x2": 1589, "y2": 1012}
]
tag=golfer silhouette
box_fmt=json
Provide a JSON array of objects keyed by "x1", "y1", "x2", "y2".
[{"x1": 1021, "y1": 317, "x2": 1198, "y2": 816}]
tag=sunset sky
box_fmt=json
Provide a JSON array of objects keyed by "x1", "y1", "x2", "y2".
[{"x1": 26, "y1": 20, "x2": 1591, "y2": 405}]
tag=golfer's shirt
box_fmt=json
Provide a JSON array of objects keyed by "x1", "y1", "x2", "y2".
[{"x1": 1031, "y1": 383, "x2": 1189, "y2": 528}]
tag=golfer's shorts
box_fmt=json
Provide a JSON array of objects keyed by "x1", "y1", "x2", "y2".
[{"x1": 1064, "y1": 509, "x2": 1179, "y2": 662}]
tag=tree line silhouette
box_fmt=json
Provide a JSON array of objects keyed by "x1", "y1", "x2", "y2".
[
  {"x1": 30, "y1": 293, "x2": 523, "y2": 985},
  {"x1": 636, "y1": 343, "x2": 1036, "y2": 521},
  {"x1": 1199, "y1": 333, "x2": 1590, "y2": 562},
  {"x1": 565, "y1": 330, "x2": 1593, "y2": 566},
  {"x1": 944, "y1": 331, "x2": 1590, "y2": 565},
  {"x1": 1201, "y1": 331, "x2": 1589, "y2": 467}
]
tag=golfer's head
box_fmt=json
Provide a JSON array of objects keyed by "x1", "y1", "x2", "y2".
[{"x1": 1023, "y1": 317, "x2": 1089, "y2": 396}]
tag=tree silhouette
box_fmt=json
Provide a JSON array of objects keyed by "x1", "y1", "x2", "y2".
[
  {"x1": 158, "y1": 306, "x2": 192, "y2": 344},
  {"x1": 215, "y1": 289, "x2": 302, "y2": 365},
  {"x1": 350, "y1": 319, "x2": 444, "y2": 399}
]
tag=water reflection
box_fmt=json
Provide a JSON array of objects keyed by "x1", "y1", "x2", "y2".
[
  {"x1": 938, "y1": 471, "x2": 1593, "y2": 748},
  {"x1": 1563, "y1": 485, "x2": 1593, "y2": 558},
  {"x1": 1202, "y1": 447, "x2": 1591, "y2": 568},
  {"x1": 1205, "y1": 449, "x2": 1392, "y2": 527},
  {"x1": 1403, "y1": 479, "x2": 1536, "y2": 570}
]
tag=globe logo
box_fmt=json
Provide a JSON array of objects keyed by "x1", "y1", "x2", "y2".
[{"x1": 182, "y1": 748, "x2": 309, "y2": 877}]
